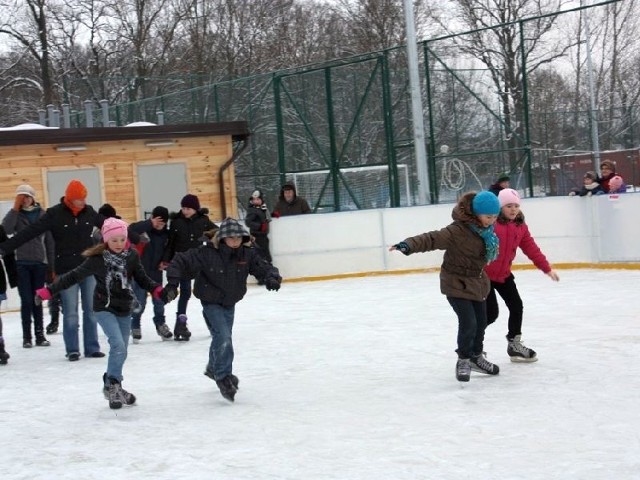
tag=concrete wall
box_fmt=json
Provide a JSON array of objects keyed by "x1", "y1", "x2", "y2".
[
  {"x1": 270, "y1": 192, "x2": 640, "y2": 280},
  {"x1": 2, "y1": 192, "x2": 637, "y2": 312}
]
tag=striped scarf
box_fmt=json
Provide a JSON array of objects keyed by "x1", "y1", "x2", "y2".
[
  {"x1": 469, "y1": 223, "x2": 499, "y2": 263},
  {"x1": 103, "y1": 250, "x2": 139, "y2": 311}
]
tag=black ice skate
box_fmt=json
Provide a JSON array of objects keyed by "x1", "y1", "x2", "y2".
[
  {"x1": 470, "y1": 354, "x2": 500, "y2": 375},
  {"x1": 507, "y1": 335, "x2": 538, "y2": 363},
  {"x1": 155, "y1": 323, "x2": 173, "y2": 340},
  {"x1": 0, "y1": 341, "x2": 10, "y2": 365},
  {"x1": 456, "y1": 358, "x2": 471, "y2": 382},
  {"x1": 173, "y1": 315, "x2": 191, "y2": 341},
  {"x1": 46, "y1": 320, "x2": 59, "y2": 334},
  {"x1": 215, "y1": 375, "x2": 238, "y2": 402},
  {"x1": 204, "y1": 367, "x2": 239, "y2": 390},
  {"x1": 131, "y1": 329, "x2": 142, "y2": 344}
]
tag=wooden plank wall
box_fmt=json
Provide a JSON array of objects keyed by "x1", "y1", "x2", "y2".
[{"x1": 0, "y1": 134, "x2": 237, "y2": 223}]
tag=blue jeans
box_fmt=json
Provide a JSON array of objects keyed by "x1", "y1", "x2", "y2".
[
  {"x1": 59, "y1": 275, "x2": 100, "y2": 356},
  {"x1": 447, "y1": 297, "x2": 488, "y2": 359},
  {"x1": 95, "y1": 310, "x2": 130, "y2": 383},
  {"x1": 202, "y1": 304, "x2": 235, "y2": 380},
  {"x1": 16, "y1": 262, "x2": 46, "y2": 340},
  {"x1": 176, "y1": 277, "x2": 192, "y2": 317},
  {"x1": 131, "y1": 281, "x2": 165, "y2": 329}
]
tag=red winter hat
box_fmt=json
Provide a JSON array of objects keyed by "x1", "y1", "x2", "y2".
[{"x1": 65, "y1": 180, "x2": 87, "y2": 201}]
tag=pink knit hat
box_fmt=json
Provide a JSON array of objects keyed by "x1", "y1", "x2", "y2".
[
  {"x1": 609, "y1": 175, "x2": 623, "y2": 192},
  {"x1": 101, "y1": 217, "x2": 128, "y2": 243},
  {"x1": 498, "y1": 188, "x2": 521, "y2": 207}
]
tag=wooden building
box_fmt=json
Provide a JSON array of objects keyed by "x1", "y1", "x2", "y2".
[{"x1": 0, "y1": 122, "x2": 250, "y2": 222}]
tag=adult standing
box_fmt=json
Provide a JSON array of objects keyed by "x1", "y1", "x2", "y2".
[
  {"x1": 2, "y1": 184, "x2": 55, "y2": 348},
  {"x1": 271, "y1": 182, "x2": 311, "y2": 217},
  {"x1": 0, "y1": 179, "x2": 105, "y2": 361},
  {"x1": 488, "y1": 173, "x2": 510, "y2": 196}
]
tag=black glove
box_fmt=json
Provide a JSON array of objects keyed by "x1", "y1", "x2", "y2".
[
  {"x1": 393, "y1": 241, "x2": 411, "y2": 255},
  {"x1": 160, "y1": 285, "x2": 178, "y2": 303},
  {"x1": 265, "y1": 277, "x2": 280, "y2": 292}
]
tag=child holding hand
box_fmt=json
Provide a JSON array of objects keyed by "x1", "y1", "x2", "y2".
[
  {"x1": 36, "y1": 218, "x2": 163, "y2": 409},
  {"x1": 389, "y1": 191, "x2": 502, "y2": 382},
  {"x1": 485, "y1": 188, "x2": 559, "y2": 362}
]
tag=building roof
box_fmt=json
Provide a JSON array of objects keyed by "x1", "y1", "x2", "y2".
[{"x1": 0, "y1": 121, "x2": 250, "y2": 146}]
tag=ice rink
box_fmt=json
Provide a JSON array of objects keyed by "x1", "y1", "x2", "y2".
[{"x1": 0, "y1": 269, "x2": 638, "y2": 479}]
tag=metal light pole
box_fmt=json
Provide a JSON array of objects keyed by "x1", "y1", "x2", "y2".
[
  {"x1": 582, "y1": 0, "x2": 600, "y2": 170},
  {"x1": 402, "y1": 0, "x2": 430, "y2": 204}
]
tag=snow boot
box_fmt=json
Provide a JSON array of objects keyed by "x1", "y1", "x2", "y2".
[
  {"x1": 156, "y1": 323, "x2": 173, "y2": 340},
  {"x1": 131, "y1": 329, "x2": 142, "y2": 344},
  {"x1": 470, "y1": 354, "x2": 500, "y2": 375},
  {"x1": 174, "y1": 314, "x2": 191, "y2": 341},
  {"x1": 456, "y1": 358, "x2": 471, "y2": 382},
  {"x1": 215, "y1": 375, "x2": 238, "y2": 402},
  {"x1": 0, "y1": 339, "x2": 10, "y2": 365},
  {"x1": 507, "y1": 335, "x2": 538, "y2": 363}
]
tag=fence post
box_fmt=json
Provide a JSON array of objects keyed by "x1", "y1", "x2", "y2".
[
  {"x1": 84, "y1": 100, "x2": 94, "y2": 127},
  {"x1": 61, "y1": 104, "x2": 71, "y2": 128},
  {"x1": 100, "y1": 99, "x2": 109, "y2": 127}
]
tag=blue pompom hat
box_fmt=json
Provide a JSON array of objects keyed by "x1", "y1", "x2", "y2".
[{"x1": 472, "y1": 191, "x2": 501, "y2": 216}]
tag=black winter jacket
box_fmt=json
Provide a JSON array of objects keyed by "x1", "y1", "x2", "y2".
[
  {"x1": 163, "y1": 210, "x2": 216, "y2": 262},
  {"x1": 129, "y1": 219, "x2": 169, "y2": 284},
  {"x1": 49, "y1": 248, "x2": 159, "y2": 316},
  {"x1": 166, "y1": 234, "x2": 281, "y2": 307},
  {"x1": 0, "y1": 202, "x2": 104, "y2": 275},
  {"x1": 245, "y1": 204, "x2": 270, "y2": 237},
  {"x1": 0, "y1": 226, "x2": 17, "y2": 294}
]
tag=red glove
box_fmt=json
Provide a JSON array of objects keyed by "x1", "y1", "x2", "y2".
[
  {"x1": 35, "y1": 287, "x2": 52, "y2": 306},
  {"x1": 13, "y1": 194, "x2": 27, "y2": 211},
  {"x1": 152, "y1": 285, "x2": 163, "y2": 300},
  {"x1": 271, "y1": 210, "x2": 280, "y2": 218},
  {"x1": 260, "y1": 223, "x2": 268, "y2": 233}
]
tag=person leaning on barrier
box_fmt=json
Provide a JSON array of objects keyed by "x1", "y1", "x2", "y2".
[
  {"x1": 271, "y1": 182, "x2": 311, "y2": 217},
  {"x1": 568, "y1": 171, "x2": 604, "y2": 197}
]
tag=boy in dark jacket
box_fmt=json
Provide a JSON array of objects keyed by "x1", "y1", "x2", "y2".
[
  {"x1": 245, "y1": 189, "x2": 272, "y2": 263},
  {"x1": 160, "y1": 218, "x2": 281, "y2": 402},
  {"x1": 129, "y1": 206, "x2": 172, "y2": 342},
  {"x1": 162, "y1": 194, "x2": 217, "y2": 341}
]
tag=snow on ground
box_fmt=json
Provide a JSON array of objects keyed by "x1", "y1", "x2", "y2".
[{"x1": 0, "y1": 269, "x2": 639, "y2": 479}]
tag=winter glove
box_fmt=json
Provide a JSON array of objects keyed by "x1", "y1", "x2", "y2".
[
  {"x1": 265, "y1": 277, "x2": 281, "y2": 292},
  {"x1": 392, "y1": 241, "x2": 411, "y2": 255},
  {"x1": 35, "y1": 287, "x2": 53, "y2": 306},
  {"x1": 260, "y1": 222, "x2": 268, "y2": 233},
  {"x1": 13, "y1": 194, "x2": 27, "y2": 211},
  {"x1": 271, "y1": 210, "x2": 281, "y2": 219},
  {"x1": 160, "y1": 284, "x2": 178, "y2": 304},
  {"x1": 152, "y1": 285, "x2": 164, "y2": 300}
]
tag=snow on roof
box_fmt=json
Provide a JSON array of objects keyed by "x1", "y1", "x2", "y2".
[
  {"x1": 125, "y1": 121, "x2": 157, "y2": 127},
  {"x1": 0, "y1": 123, "x2": 58, "y2": 131}
]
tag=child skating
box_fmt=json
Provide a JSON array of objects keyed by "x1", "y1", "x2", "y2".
[
  {"x1": 159, "y1": 218, "x2": 281, "y2": 402},
  {"x1": 485, "y1": 188, "x2": 559, "y2": 362},
  {"x1": 389, "y1": 191, "x2": 502, "y2": 382},
  {"x1": 36, "y1": 218, "x2": 163, "y2": 408}
]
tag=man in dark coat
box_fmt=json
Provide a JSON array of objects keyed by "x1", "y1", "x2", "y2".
[{"x1": 271, "y1": 182, "x2": 311, "y2": 217}]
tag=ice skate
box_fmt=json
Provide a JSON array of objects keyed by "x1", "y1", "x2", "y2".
[
  {"x1": 204, "y1": 367, "x2": 239, "y2": 390},
  {"x1": 35, "y1": 334, "x2": 50, "y2": 347},
  {"x1": 470, "y1": 354, "x2": 500, "y2": 375},
  {"x1": 0, "y1": 340, "x2": 10, "y2": 365},
  {"x1": 131, "y1": 329, "x2": 142, "y2": 344},
  {"x1": 215, "y1": 375, "x2": 238, "y2": 402},
  {"x1": 456, "y1": 358, "x2": 471, "y2": 382},
  {"x1": 507, "y1": 335, "x2": 538, "y2": 363},
  {"x1": 156, "y1": 323, "x2": 173, "y2": 340},
  {"x1": 173, "y1": 315, "x2": 191, "y2": 341},
  {"x1": 45, "y1": 320, "x2": 58, "y2": 335},
  {"x1": 104, "y1": 375, "x2": 136, "y2": 408}
]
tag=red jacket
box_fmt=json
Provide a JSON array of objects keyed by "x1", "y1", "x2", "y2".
[{"x1": 485, "y1": 217, "x2": 551, "y2": 283}]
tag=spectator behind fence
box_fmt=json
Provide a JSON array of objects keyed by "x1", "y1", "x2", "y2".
[
  {"x1": 569, "y1": 171, "x2": 604, "y2": 197},
  {"x1": 608, "y1": 175, "x2": 626, "y2": 194},
  {"x1": 488, "y1": 173, "x2": 510, "y2": 195},
  {"x1": 245, "y1": 189, "x2": 272, "y2": 264},
  {"x1": 271, "y1": 182, "x2": 311, "y2": 217},
  {"x1": 599, "y1": 160, "x2": 627, "y2": 193}
]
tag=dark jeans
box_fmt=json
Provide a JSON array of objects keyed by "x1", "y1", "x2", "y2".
[
  {"x1": 176, "y1": 277, "x2": 192, "y2": 318},
  {"x1": 17, "y1": 263, "x2": 46, "y2": 341},
  {"x1": 486, "y1": 274, "x2": 523, "y2": 339},
  {"x1": 131, "y1": 281, "x2": 165, "y2": 329},
  {"x1": 447, "y1": 296, "x2": 488, "y2": 359}
]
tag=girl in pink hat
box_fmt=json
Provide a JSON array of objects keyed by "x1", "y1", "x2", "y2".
[
  {"x1": 485, "y1": 189, "x2": 559, "y2": 363},
  {"x1": 36, "y1": 218, "x2": 163, "y2": 409}
]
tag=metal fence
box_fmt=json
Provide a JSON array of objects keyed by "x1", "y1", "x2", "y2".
[{"x1": 42, "y1": 0, "x2": 637, "y2": 212}]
